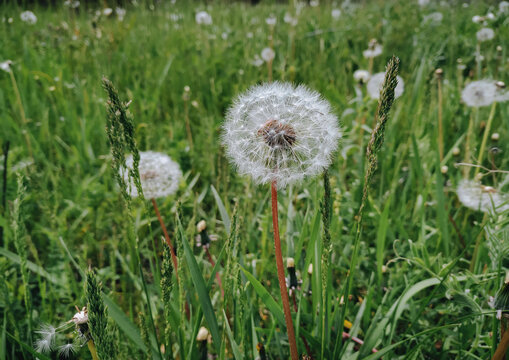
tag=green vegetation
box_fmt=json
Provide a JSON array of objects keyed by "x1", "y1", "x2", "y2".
[{"x1": 1, "y1": 1, "x2": 509, "y2": 359}]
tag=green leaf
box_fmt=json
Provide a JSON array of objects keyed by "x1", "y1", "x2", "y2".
[
  {"x1": 178, "y1": 218, "x2": 222, "y2": 353},
  {"x1": 211, "y1": 184, "x2": 230, "y2": 234},
  {"x1": 6, "y1": 332, "x2": 52, "y2": 360},
  {"x1": 223, "y1": 310, "x2": 244, "y2": 360},
  {"x1": 0, "y1": 248, "x2": 59, "y2": 285}
]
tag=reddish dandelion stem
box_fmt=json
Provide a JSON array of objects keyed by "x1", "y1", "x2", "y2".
[
  {"x1": 151, "y1": 198, "x2": 179, "y2": 278},
  {"x1": 271, "y1": 180, "x2": 299, "y2": 360}
]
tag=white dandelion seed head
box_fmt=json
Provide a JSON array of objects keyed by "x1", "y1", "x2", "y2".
[
  {"x1": 116, "y1": 7, "x2": 126, "y2": 21},
  {"x1": 261, "y1": 47, "x2": 275, "y2": 62},
  {"x1": 102, "y1": 8, "x2": 113, "y2": 16},
  {"x1": 35, "y1": 324, "x2": 56, "y2": 353},
  {"x1": 476, "y1": 27, "x2": 495, "y2": 42},
  {"x1": 284, "y1": 12, "x2": 297, "y2": 25},
  {"x1": 121, "y1": 151, "x2": 182, "y2": 199},
  {"x1": 423, "y1": 12, "x2": 443, "y2": 24},
  {"x1": 461, "y1": 80, "x2": 509, "y2": 107},
  {"x1": 265, "y1": 15, "x2": 277, "y2": 26},
  {"x1": 418, "y1": 0, "x2": 430, "y2": 6},
  {"x1": 472, "y1": 15, "x2": 483, "y2": 23},
  {"x1": 71, "y1": 308, "x2": 88, "y2": 325},
  {"x1": 310, "y1": 0, "x2": 319, "y2": 7},
  {"x1": 362, "y1": 44, "x2": 383, "y2": 59},
  {"x1": 366, "y1": 72, "x2": 405, "y2": 100},
  {"x1": 64, "y1": 0, "x2": 80, "y2": 8},
  {"x1": 58, "y1": 343, "x2": 77, "y2": 358},
  {"x1": 486, "y1": 12, "x2": 496, "y2": 20},
  {"x1": 456, "y1": 179, "x2": 509, "y2": 213},
  {"x1": 195, "y1": 11, "x2": 212, "y2": 25},
  {"x1": 20, "y1": 10, "x2": 37, "y2": 24},
  {"x1": 353, "y1": 69, "x2": 370, "y2": 83},
  {"x1": 331, "y1": 8, "x2": 341, "y2": 19},
  {"x1": 500, "y1": 1, "x2": 509, "y2": 13},
  {"x1": 196, "y1": 326, "x2": 209, "y2": 341},
  {"x1": 0, "y1": 60, "x2": 12, "y2": 73},
  {"x1": 251, "y1": 55, "x2": 263, "y2": 67},
  {"x1": 222, "y1": 82, "x2": 341, "y2": 188}
]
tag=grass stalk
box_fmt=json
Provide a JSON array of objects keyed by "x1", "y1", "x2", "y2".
[
  {"x1": 8, "y1": 70, "x2": 32, "y2": 159},
  {"x1": 474, "y1": 101, "x2": 497, "y2": 178},
  {"x1": 151, "y1": 198, "x2": 179, "y2": 278},
  {"x1": 271, "y1": 180, "x2": 298, "y2": 360},
  {"x1": 87, "y1": 340, "x2": 100, "y2": 360},
  {"x1": 436, "y1": 69, "x2": 444, "y2": 161}
]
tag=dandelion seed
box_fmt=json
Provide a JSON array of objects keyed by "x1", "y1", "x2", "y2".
[
  {"x1": 35, "y1": 324, "x2": 56, "y2": 353},
  {"x1": 461, "y1": 80, "x2": 508, "y2": 107},
  {"x1": 58, "y1": 343, "x2": 77, "y2": 358},
  {"x1": 261, "y1": 47, "x2": 275, "y2": 62},
  {"x1": 456, "y1": 179, "x2": 509, "y2": 213},
  {"x1": 195, "y1": 11, "x2": 212, "y2": 25},
  {"x1": 20, "y1": 10, "x2": 37, "y2": 24},
  {"x1": 222, "y1": 82, "x2": 341, "y2": 188},
  {"x1": 331, "y1": 8, "x2": 341, "y2": 19},
  {"x1": 121, "y1": 151, "x2": 182, "y2": 199},
  {"x1": 476, "y1": 27, "x2": 495, "y2": 42},
  {"x1": 367, "y1": 72, "x2": 404, "y2": 99},
  {"x1": 353, "y1": 69, "x2": 370, "y2": 84},
  {"x1": 0, "y1": 60, "x2": 12, "y2": 73},
  {"x1": 363, "y1": 40, "x2": 383, "y2": 59}
]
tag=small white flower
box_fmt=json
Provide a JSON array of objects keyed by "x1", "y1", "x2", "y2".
[
  {"x1": 222, "y1": 82, "x2": 341, "y2": 188},
  {"x1": 261, "y1": 47, "x2": 275, "y2": 62},
  {"x1": 35, "y1": 324, "x2": 56, "y2": 353},
  {"x1": 367, "y1": 72, "x2": 405, "y2": 100},
  {"x1": 0, "y1": 60, "x2": 12, "y2": 73},
  {"x1": 58, "y1": 343, "x2": 77, "y2": 358},
  {"x1": 331, "y1": 8, "x2": 341, "y2": 19},
  {"x1": 20, "y1": 10, "x2": 37, "y2": 24},
  {"x1": 122, "y1": 151, "x2": 182, "y2": 199},
  {"x1": 195, "y1": 11, "x2": 212, "y2": 25},
  {"x1": 456, "y1": 180, "x2": 509, "y2": 213},
  {"x1": 265, "y1": 15, "x2": 277, "y2": 26},
  {"x1": 353, "y1": 69, "x2": 370, "y2": 83},
  {"x1": 102, "y1": 8, "x2": 113, "y2": 16},
  {"x1": 362, "y1": 44, "x2": 383, "y2": 59},
  {"x1": 476, "y1": 27, "x2": 495, "y2": 42},
  {"x1": 461, "y1": 80, "x2": 508, "y2": 107}
]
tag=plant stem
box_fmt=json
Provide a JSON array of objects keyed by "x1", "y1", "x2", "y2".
[
  {"x1": 205, "y1": 247, "x2": 224, "y2": 298},
  {"x1": 8, "y1": 70, "x2": 32, "y2": 159},
  {"x1": 87, "y1": 340, "x2": 100, "y2": 360},
  {"x1": 151, "y1": 198, "x2": 179, "y2": 278},
  {"x1": 437, "y1": 74, "x2": 444, "y2": 161},
  {"x1": 474, "y1": 101, "x2": 496, "y2": 178},
  {"x1": 271, "y1": 180, "x2": 298, "y2": 360},
  {"x1": 492, "y1": 326, "x2": 509, "y2": 360}
]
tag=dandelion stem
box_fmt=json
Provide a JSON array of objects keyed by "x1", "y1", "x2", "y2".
[
  {"x1": 271, "y1": 180, "x2": 298, "y2": 360},
  {"x1": 8, "y1": 70, "x2": 32, "y2": 159},
  {"x1": 474, "y1": 101, "x2": 497, "y2": 177},
  {"x1": 87, "y1": 340, "x2": 100, "y2": 360},
  {"x1": 437, "y1": 72, "x2": 444, "y2": 161},
  {"x1": 492, "y1": 326, "x2": 509, "y2": 360},
  {"x1": 151, "y1": 198, "x2": 179, "y2": 279}
]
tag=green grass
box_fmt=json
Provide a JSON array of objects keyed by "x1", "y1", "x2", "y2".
[{"x1": 1, "y1": 0, "x2": 509, "y2": 359}]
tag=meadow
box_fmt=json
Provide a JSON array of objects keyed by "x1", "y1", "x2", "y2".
[{"x1": 1, "y1": 0, "x2": 509, "y2": 359}]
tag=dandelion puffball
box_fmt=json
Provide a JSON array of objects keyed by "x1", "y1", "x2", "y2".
[
  {"x1": 461, "y1": 80, "x2": 508, "y2": 107},
  {"x1": 195, "y1": 11, "x2": 212, "y2": 25},
  {"x1": 121, "y1": 151, "x2": 182, "y2": 199},
  {"x1": 367, "y1": 72, "x2": 405, "y2": 100},
  {"x1": 353, "y1": 69, "x2": 370, "y2": 83},
  {"x1": 331, "y1": 9, "x2": 341, "y2": 19},
  {"x1": 261, "y1": 47, "x2": 275, "y2": 62},
  {"x1": 476, "y1": 28, "x2": 495, "y2": 42},
  {"x1": 222, "y1": 82, "x2": 341, "y2": 188},
  {"x1": 363, "y1": 44, "x2": 383, "y2": 59},
  {"x1": 20, "y1": 10, "x2": 37, "y2": 24},
  {"x1": 457, "y1": 180, "x2": 509, "y2": 213}
]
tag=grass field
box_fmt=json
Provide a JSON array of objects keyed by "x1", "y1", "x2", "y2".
[{"x1": 1, "y1": 0, "x2": 509, "y2": 359}]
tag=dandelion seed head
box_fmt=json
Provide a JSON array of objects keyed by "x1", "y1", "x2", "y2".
[
  {"x1": 423, "y1": 12, "x2": 443, "y2": 24},
  {"x1": 222, "y1": 82, "x2": 341, "y2": 188},
  {"x1": 58, "y1": 343, "x2": 77, "y2": 358},
  {"x1": 476, "y1": 27, "x2": 495, "y2": 42},
  {"x1": 418, "y1": 0, "x2": 430, "y2": 6},
  {"x1": 456, "y1": 179, "x2": 509, "y2": 213},
  {"x1": 195, "y1": 11, "x2": 212, "y2": 25},
  {"x1": 461, "y1": 80, "x2": 507, "y2": 107},
  {"x1": 353, "y1": 69, "x2": 370, "y2": 84},
  {"x1": 331, "y1": 8, "x2": 341, "y2": 19},
  {"x1": 71, "y1": 308, "x2": 88, "y2": 325},
  {"x1": 472, "y1": 15, "x2": 483, "y2": 23},
  {"x1": 20, "y1": 10, "x2": 37, "y2": 24},
  {"x1": 500, "y1": 1, "x2": 509, "y2": 13},
  {"x1": 363, "y1": 40, "x2": 383, "y2": 59},
  {"x1": 261, "y1": 47, "x2": 275, "y2": 62},
  {"x1": 0, "y1": 60, "x2": 12, "y2": 73},
  {"x1": 251, "y1": 55, "x2": 263, "y2": 67},
  {"x1": 102, "y1": 8, "x2": 113, "y2": 16},
  {"x1": 121, "y1": 151, "x2": 182, "y2": 199},
  {"x1": 197, "y1": 327, "x2": 209, "y2": 341},
  {"x1": 265, "y1": 15, "x2": 277, "y2": 26},
  {"x1": 367, "y1": 72, "x2": 405, "y2": 99}
]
